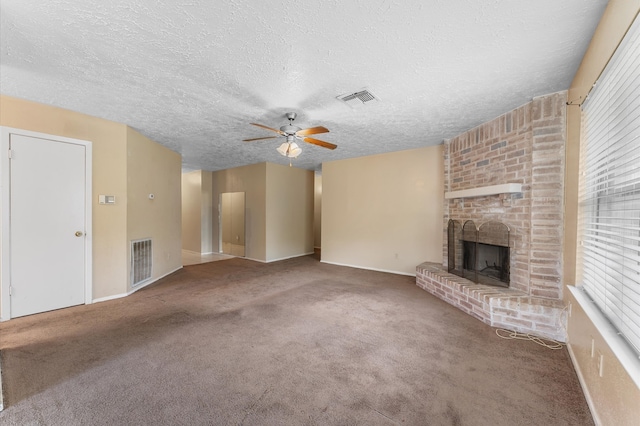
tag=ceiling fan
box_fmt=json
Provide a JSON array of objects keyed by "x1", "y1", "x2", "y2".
[{"x1": 243, "y1": 112, "x2": 337, "y2": 161}]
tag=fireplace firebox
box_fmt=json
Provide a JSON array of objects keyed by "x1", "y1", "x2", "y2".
[{"x1": 447, "y1": 220, "x2": 510, "y2": 287}]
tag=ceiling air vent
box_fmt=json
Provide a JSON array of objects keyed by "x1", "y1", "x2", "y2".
[{"x1": 336, "y1": 89, "x2": 380, "y2": 108}]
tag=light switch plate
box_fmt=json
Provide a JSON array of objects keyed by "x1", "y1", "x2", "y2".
[{"x1": 99, "y1": 195, "x2": 116, "y2": 204}]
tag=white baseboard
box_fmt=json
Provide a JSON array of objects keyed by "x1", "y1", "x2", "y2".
[
  {"x1": 181, "y1": 249, "x2": 202, "y2": 255},
  {"x1": 243, "y1": 252, "x2": 315, "y2": 263},
  {"x1": 183, "y1": 250, "x2": 226, "y2": 256},
  {"x1": 320, "y1": 260, "x2": 416, "y2": 277},
  {"x1": 92, "y1": 266, "x2": 182, "y2": 303},
  {"x1": 92, "y1": 292, "x2": 128, "y2": 303},
  {"x1": 267, "y1": 252, "x2": 315, "y2": 263},
  {"x1": 567, "y1": 343, "x2": 601, "y2": 426},
  {"x1": 182, "y1": 249, "x2": 222, "y2": 256}
]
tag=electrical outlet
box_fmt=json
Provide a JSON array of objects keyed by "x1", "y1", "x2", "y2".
[{"x1": 596, "y1": 351, "x2": 604, "y2": 377}]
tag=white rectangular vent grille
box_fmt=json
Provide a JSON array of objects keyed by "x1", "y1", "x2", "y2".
[
  {"x1": 131, "y1": 238, "x2": 152, "y2": 286},
  {"x1": 337, "y1": 89, "x2": 379, "y2": 107}
]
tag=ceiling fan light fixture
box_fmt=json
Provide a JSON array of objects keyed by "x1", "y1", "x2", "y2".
[
  {"x1": 276, "y1": 142, "x2": 302, "y2": 158},
  {"x1": 276, "y1": 142, "x2": 289, "y2": 156},
  {"x1": 288, "y1": 142, "x2": 302, "y2": 158}
]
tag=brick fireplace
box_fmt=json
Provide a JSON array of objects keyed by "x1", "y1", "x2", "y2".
[{"x1": 416, "y1": 91, "x2": 567, "y2": 342}]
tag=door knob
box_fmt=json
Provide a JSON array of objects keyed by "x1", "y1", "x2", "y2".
[{"x1": 75, "y1": 231, "x2": 84, "y2": 237}]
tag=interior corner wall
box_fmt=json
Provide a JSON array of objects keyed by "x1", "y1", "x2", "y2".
[
  {"x1": 564, "y1": 2, "x2": 640, "y2": 425},
  {"x1": 181, "y1": 170, "x2": 214, "y2": 254},
  {"x1": 181, "y1": 171, "x2": 203, "y2": 252},
  {"x1": 321, "y1": 145, "x2": 444, "y2": 275},
  {"x1": 126, "y1": 127, "x2": 182, "y2": 290},
  {"x1": 200, "y1": 171, "x2": 214, "y2": 254},
  {"x1": 211, "y1": 163, "x2": 267, "y2": 261},
  {"x1": 0, "y1": 95, "x2": 129, "y2": 302},
  {"x1": 265, "y1": 163, "x2": 314, "y2": 262},
  {"x1": 314, "y1": 173, "x2": 322, "y2": 248}
]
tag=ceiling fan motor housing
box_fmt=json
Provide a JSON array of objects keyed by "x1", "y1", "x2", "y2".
[{"x1": 280, "y1": 124, "x2": 301, "y2": 135}]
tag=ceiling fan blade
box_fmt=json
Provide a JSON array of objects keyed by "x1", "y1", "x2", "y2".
[
  {"x1": 249, "y1": 122, "x2": 285, "y2": 135},
  {"x1": 303, "y1": 137, "x2": 337, "y2": 150},
  {"x1": 295, "y1": 126, "x2": 330, "y2": 136},
  {"x1": 243, "y1": 136, "x2": 279, "y2": 142}
]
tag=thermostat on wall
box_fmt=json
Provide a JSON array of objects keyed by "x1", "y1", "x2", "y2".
[{"x1": 99, "y1": 195, "x2": 116, "y2": 204}]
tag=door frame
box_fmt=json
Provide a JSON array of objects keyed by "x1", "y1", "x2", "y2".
[{"x1": 0, "y1": 126, "x2": 93, "y2": 321}]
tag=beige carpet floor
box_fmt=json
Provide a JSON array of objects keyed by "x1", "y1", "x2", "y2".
[{"x1": 0, "y1": 255, "x2": 592, "y2": 425}]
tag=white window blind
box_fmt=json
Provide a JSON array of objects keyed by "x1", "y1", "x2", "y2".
[{"x1": 579, "y1": 14, "x2": 640, "y2": 355}]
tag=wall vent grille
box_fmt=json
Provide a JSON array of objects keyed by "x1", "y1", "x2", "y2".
[
  {"x1": 131, "y1": 238, "x2": 152, "y2": 287},
  {"x1": 336, "y1": 89, "x2": 379, "y2": 107}
]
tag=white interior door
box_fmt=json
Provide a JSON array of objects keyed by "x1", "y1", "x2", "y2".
[{"x1": 9, "y1": 134, "x2": 87, "y2": 317}]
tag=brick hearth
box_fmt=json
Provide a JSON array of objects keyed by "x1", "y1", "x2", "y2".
[
  {"x1": 416, "y1": 91, "x2": 568, "y2": 342},
  {"x1": 416, "y1": 263, "x2": 565, "y2": 341}
]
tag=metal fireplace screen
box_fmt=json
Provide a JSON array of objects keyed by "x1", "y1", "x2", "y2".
[{"x1": 447, "y1": 219, "x2": 510, "y2": 287}]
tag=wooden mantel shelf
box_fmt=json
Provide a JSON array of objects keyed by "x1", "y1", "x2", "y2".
[{"x1": 444, "y1": 183, "x2": 522, "y2": 199}]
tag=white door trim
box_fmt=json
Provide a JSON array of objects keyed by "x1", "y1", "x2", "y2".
[{"x1": 0, "y1": 126, "x2": 93, "y2": 321}]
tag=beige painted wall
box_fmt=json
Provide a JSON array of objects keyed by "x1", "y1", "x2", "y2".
[
  {"x1": 0, "y1": 95, "x2": 129, "y2": 301},
  {"x1": 314, "y1": 173, "x2": 322, "y2": 248},
  {"x1": 126, "y1": 127, "x2": 182, "y2": 290},
  {"x1": 181, "y1": 171, "x2": 203, "y2": 253},
  {"x1": 211, "y1": 162, "x2": 313, "y2": 262},
  {"x1": 0, "y1": 95, "x2": 182, "y2": 310},
  {"x1": 221, "y1": 192, "x2": 246, "y2": 256},
  {"x1": 201, "y1": 171, "x2": 214, "y2": 253},
  {"x1": 181, "y1": 170, "x2": 214, "y2": 254},
  {"x1": 212, "y1": 163, "x2": 267, "y2": 261},
  {"x1": 265, "y1": 162, "x2": 314, "y2": 261},
  {"x1": 322, "y1": 145, "x2": 444, "y2": 275},
  {"x1": 564, "y1": 2, "x2": 640, "y2": 425}
]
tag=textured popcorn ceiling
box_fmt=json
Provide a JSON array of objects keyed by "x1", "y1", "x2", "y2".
[{"x1": 0, "y1": 0, "x2": 607, "y2": 172}]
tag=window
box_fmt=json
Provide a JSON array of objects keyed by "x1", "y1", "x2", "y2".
[{"x1": 579, "y1": 14, "x2": 640, "y2": 355}]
